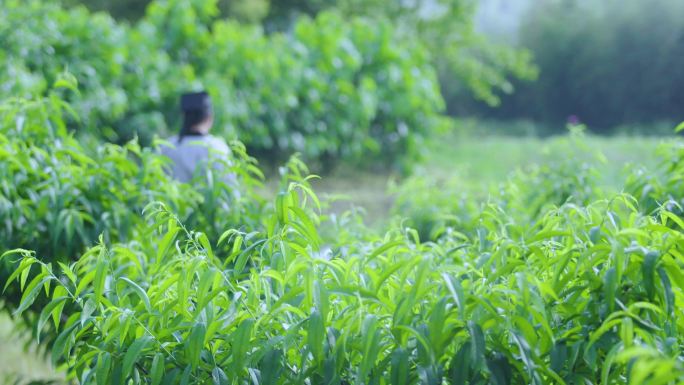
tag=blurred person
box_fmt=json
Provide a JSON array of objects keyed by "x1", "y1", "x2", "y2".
[
  {"x1": 160, "y1": 91, "x2": 237, "y2": 187},
  {"x1": 567, "y1": 115, "x2": 581, "y2": 126}
]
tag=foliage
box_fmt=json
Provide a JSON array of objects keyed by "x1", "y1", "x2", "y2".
[
  {"x1": 266, "y1": 0, "x2": 538, "y2": 108},
  {"x1": 3, "y1": 91, "x2": 684, "y2": 384},
  {"x1": 65, "y1": 0, "x2": 537, "y2": 110},
  {"x1": 392, "y1": 128, "x2": 605, "y2": 242},
  {"x1": 481, "y1": 0, "x2": 684, "y2": 132},
  {"x1": 0, "y1": 89, "x2": 262, "y2": 316},
  {"x1": 625, "y1": 141, "x2": 684, "y2": 216},
  {"x1": 1, "y1": 0, "x2": 446, "y2": 170},
  {"x1": 6, "y1": 163, "x2": 684, "y2": 384}
]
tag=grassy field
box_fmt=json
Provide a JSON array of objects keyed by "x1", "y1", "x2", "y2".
[
  {"x1": 311, "y1": 131, "x2": 666, "y2": 226},
  {"x1": 0, "y1": 130, "x2": 670, "y2": 383}
]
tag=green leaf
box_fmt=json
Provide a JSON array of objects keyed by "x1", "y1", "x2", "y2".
[
  {"x1": 118, "y1": 277, "x2": 152, "y2": 311},
  {"x1": 231, "y1": 319, "x2": 254, "y2": 375},
  {"x1": 601, "y1": 343, "x2": 622, "y2": 385},
  {"x1": 81, "y1": 298, "x2": 96, "y2": 327},
  {"x1": 58, "y1": 261, "x2": 78, "y2": 284},
  {"x1": 123, "y1": 335, "x2": 153, "y2": 380},
  {"x1": 212, "y1": 367, "x2": 229, "y2": 385},
  {"x1": 675, "y1": 121, "x2": 684, "y2": 133},
  {"x1": 36, "y1": 296, "x2": 69, "y2": 343},
  {"x1": 443, "y1": 273, "x2": 466, "y2": 320},
  {"x1": 3, "y1": 257, "x2": 35, "y2": 293},
  {"x1": 14, "y1": 274, "x2": 52, "y2": 316},
  {"x1": 157, "y1": 223, "x2": 179, "y2": 262},
  {"x1": 198, "y1": 233, "x2": 214, "y2": 258},
  {"x1": 0, "y1": 248, "x2": 33, "y2": 263},
  {"x1": 486, "y1": 354, "x2": 512, "y2": 385},
  {"x1": 657, "y1": 267, "x2": 674, "y2": 316},
  {"x1": 468, "y1": 321, "x2": 485, "y2": 371},
  {"x1": 603, "y1": 267, "x2": 617, "y2": 312},
  {"x1": 151, "y1": 353, "x2": 165, "y2": 385},
  {"x1": 94, "y1": 251, "x2": 108, "y2": 304},
  {"x1": 186, "y1": 323, "x2": 206, "y2": 370},
  {"x1": 449, "y1": 342, "x2": 472, "y2": 385},
  {"x1": 368, "y1": 240, "x2": 405, "y2": 261},
  {"x1": 643, "y1": 251, "x2": 659, "y2": 300},
  {"x1": 52, "y1": 322, "x2": 79, "y2": 365},
  {"x1": 390, "y1": 348, "x2": 410, "y2": 385},
  {"x1": 180, "y1": 365, "x2": 192, "y2": 385},
  {"x1": 96, "y1": 351, "x2": 111, "y2": 385},
  {"x1": 308, "y1": 309, "x2": 325, "y2": 364},
  {"x1": 259, "y1": 349, "x2": 283, "y2": 384},
  {"x1": 550, "y1": 342, "x2": 567, "y2": 373}
]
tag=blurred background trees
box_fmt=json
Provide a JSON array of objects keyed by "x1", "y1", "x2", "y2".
[
  {"x1": 39, "y1": 0, "x2": 684, "y2": 137},
  {"x1": 462, "y1": 0, "x2": 684, "y2": 134},
  {"x1": 61, "y1": 0, "x2": 537, "y2": 112}
]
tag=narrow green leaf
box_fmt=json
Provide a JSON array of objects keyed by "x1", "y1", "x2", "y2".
[
  {"x1": 603, "y1": 267, "x2": 617, "y2": 312},
  {"x1": 212, "y1": 367, "x2": 229, "y2": 385},
  {"x1": 390, "y1": 348, "x2": 410, "y2": 385},
  {"x1": 449, "y1": 342, "x2": 472, "y2": 385},
  {"x1": 675, "y1": 121, "x2": 684, "y2": 133},
  {"x1": 58, "y1": 262, "x2": 78, "y2": 284},
  {"x1": 14, "y1": 275, "x2": 52, "y2": 316},
  {"x1": 151, "y1": 352, "x2": 165, "y2": 385},
  {"x1": 96, "y1": 351, "x2": 111, "y2": 385},
  {"x1": 308, "y1": 308, "x2": 325, "y2": 364},
  {"x1": 157, "y1": 223, "x2": 179, "y2": 262},
  {"x1": 4, "y1": 257, "x2": 35, "y2": 292},
  {"x1": 186, "y1": 323, "x2": 206, "y2": 370},
  {"x1": 643, "y1": 251, "x2": 659, "y2": 300},
  {"x1": 487, "y1": 353, "x2": 512, "y2": 385},
  {"x1": 94, "y1": 252, "x2": 107, "y2": 304},
  {"x1": 180, "y1": 365, "x2": 192, "y2": 385},
  {"x1": 468, "y1": 321, "x2": 485, "y2": 371},
  {"x1": 198, "y1": 233, "x2": 214, "y2": 259},
  {"x1": 81, "y1": 298, "x2": 96, "y2": 327},
  {"x1": 36, "y1": 296, "x2": 69, "y2": 343},
  {"x1": 123, "y1": 336, "x2": 153, "y2": 380},
  {"x1": 231, "y1": 319, "x2": 254, "y2": 374},
  {"x1": 52, "y1": 322, "x2": 79, "y2": 365},
  {"x1": 119, "y1": 277, "x2": 152, "y2": 311},
  {"x1": 0, "y1": 248, "x2": 33, "y2": 262},
  {"x1": 657, "y1": 267, "x2": 674, "y2": 316}
]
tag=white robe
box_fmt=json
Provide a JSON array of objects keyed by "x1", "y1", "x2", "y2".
[{"x1": 160, "y1": 134, "x2": 234, "y2": 185}]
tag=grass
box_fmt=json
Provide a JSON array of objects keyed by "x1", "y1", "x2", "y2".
[
  {"x1": 0, "y1": 127, "x2": 671, "y2": 383},
  {"x1": 311, "y1": 130, "x2": 667, "y2": 226}
]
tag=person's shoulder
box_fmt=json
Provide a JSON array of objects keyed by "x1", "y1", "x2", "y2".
[
  {"x1": 205, "y1": 135, "x2": 230, "y2": 154},
  {"x1": 159, "y1": 135, "x2": 179, "y2": 153}
]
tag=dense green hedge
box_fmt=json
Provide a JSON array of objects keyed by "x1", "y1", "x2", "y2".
[{"x1": 0, "y1": 0, "x2": 446, "y2": 170}]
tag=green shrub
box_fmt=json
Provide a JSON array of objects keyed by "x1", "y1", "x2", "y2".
[
  {"x1": 0, "y1": 91, "x2": 263, "y2": 318},
  {"x1": 3, "y1": 95, "x2": 684, "y2": 383},
  {"x1": 1, "y1": 0, "x2": 446, "y2": 170},
  {"x1": 391, "y1": 128, "x2": 606, "y2": 242},
  {"x1": 6, "y1": 173, "x2": 684, "y2": 384}
]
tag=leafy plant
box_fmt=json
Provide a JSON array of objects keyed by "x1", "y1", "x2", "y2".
[
  {"x1": 1, "y1": 0, "x2": 447, "y2": 170},
  {"x1": 4, "y1": 102, "x2": 684, "y2": 384}
]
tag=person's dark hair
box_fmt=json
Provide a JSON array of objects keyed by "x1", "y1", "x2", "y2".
[
  {"x1": 179, "y1": 109, "x2": 212, "y2": 142},
  {"x1": 178, "y1": 91, "x2": 213, "y2": 142}
]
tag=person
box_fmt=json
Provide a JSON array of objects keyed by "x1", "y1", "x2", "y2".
[{"x1": 161, "y1": 91, "x2": 236, "y2": 185}]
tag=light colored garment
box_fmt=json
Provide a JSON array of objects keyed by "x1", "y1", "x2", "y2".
[{"x1": 160, "y1": 134, "x2": 232, "y2": 184}]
